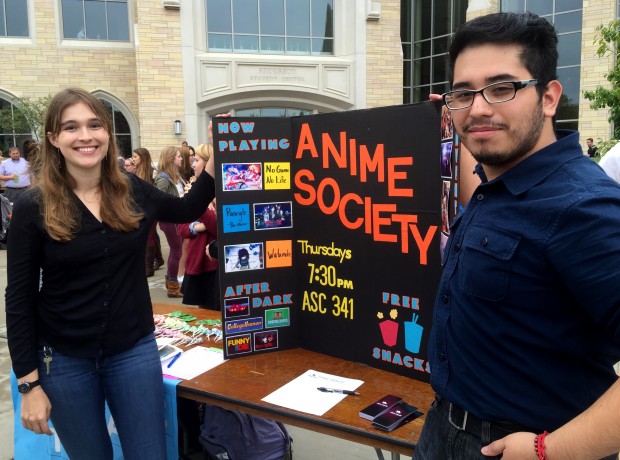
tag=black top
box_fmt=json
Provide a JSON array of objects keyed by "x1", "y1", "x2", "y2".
[
  {"x1": 588, "y1": 145, "x2": 598, "y2": 157},
  {"x1": 6, "y1": 172, "x2": 215, "y2": 378}
]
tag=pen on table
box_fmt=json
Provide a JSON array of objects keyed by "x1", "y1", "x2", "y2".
[
  {"x1": 167, "y1": 351, "x2": 182, "y2": 368},
  {"x1": 317, "y1": 387, "x2": 360, "y2": 396}
]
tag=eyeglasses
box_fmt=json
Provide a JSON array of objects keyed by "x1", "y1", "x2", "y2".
[{"x1": 442, "y1": 79, "x2": 538, "y2": 110}]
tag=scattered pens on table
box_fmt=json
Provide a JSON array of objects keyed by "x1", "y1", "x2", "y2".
[
  {"x1": 167, "y1": 351, "x2": 182, "y2": 368},
  {"x1": 317, "y1": 387, "x2": 360, "y2": 396}
]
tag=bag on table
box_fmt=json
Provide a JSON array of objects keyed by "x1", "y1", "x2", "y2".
[{"x1": 199, "y1": 404, "x2": 292, "y2": 460}]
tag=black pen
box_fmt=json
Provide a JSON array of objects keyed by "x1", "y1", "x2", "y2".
[{"x1": 317, "y1": 387, "x2": 360, "y2": 395}]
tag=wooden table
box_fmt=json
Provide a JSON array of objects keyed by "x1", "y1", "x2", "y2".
[{"x1": 153, "y1": 304, "x2": 434, "y2": 458}]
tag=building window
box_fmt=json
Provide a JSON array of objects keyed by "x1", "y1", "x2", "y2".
[
  {"x1": 61, "y1": 0, "x2": 129, "y2": 41},
  {"x1": 206, "y1": 0, "x2": 334, "y2": 55},
  {"x1": 501, "y1": 0, "x2": 582, "y2": 131},
  {"x1": 235, "y1": 107, "x2": 313, "y2": 117},
  {"x1": 0, "y1": 0, "x2": 28, "y2": 37},
  {"x1": 401, "y1": 0, "x2": 467, "y2": 104},
  {"x1": 0, "y1": 98, "x2": 32, "y2": 156},
  {"x1": 98, "y1": 99, "x2": 132, "y2": 157}
]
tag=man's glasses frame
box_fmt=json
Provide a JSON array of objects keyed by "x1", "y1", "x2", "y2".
[{"x1": 442, "y1": 79, "x2": 538, "y2": 110}]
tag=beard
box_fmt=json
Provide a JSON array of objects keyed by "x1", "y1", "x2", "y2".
[{"x1": 463, "y1": 103, "x2": 545, "y2": 167}]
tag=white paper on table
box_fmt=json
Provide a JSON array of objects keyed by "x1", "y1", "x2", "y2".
[
  {"x1": 161, "y1": 346, "x2": 225, "y2": 380},
  {"x1": 261, "y1": 369, "x2": 364, "y2": 416}
]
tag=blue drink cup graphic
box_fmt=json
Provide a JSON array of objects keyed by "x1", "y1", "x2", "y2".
[{"x1": 404, "y1": 314, "x2": 423, "y2": 353}]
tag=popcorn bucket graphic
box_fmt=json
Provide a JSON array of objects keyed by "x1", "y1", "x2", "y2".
[
  {"x1": 379, "y1": 320, "x2": 399, "y2": 347},
  {"x1": 404, "y1": 314, "x2": 423, "y2": 353}
]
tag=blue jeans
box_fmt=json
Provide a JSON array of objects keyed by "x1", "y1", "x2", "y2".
[
  {"x1": 38, "y1": 333, "x2": 166, "y2": 460},
  {"x1": 413, "y1": 396, "x2": 500, "y2": 460}
]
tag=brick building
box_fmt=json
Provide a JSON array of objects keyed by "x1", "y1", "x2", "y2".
[{"x1": 0, "y1": 0, "x2": 615, "y2": 156}]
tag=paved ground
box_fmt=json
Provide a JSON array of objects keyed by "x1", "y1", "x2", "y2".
[{"x1": 0, "y1": 231, "x2": 401, "y2": 460}]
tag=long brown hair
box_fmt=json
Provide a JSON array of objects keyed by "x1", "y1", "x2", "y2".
[
  {"x1": 157, "y1": 146, "x2": 181, "y2": 183},
  {"x1": 35, "y1": 87, "x2": 142, "y2": 242},
  {"x1": 133, "y1": 147, "x2": 154, "y2": 184},
  {"x1": 178, "y1": 145, "x2": 193, "y2": 182}
]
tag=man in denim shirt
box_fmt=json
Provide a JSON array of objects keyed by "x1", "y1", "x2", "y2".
[{"x1": 414, "y1": 12, "x2": 620, "y2": 460}]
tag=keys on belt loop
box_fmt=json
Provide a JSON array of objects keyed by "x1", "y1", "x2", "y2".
[{"x1": 448, "y1": 402, "x2": 468, "y2": 430}]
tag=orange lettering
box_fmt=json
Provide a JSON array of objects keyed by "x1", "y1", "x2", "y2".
[
  {"x1": 388, "y1": 157, "x2": 414, "y2": 197},
  {"x1": 295, "y1": 123, "x2": 319, "y2": 159},
  {"x1": 372, "y1": 204, "x2": 397, "y2": 243}
]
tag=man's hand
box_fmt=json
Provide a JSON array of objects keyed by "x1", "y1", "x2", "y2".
[
  {"x1": 481, "y1": 432, "x2": 538, "y2": 459},
  {"x1": 21, "y1": 387, "x2": 53, "y2": 435}
]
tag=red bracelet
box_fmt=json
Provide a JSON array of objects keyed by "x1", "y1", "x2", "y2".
[{"x1": 534, "y1": 431, "x2": 549, "y2": 460}]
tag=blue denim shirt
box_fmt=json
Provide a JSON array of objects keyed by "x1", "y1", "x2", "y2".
[{"x1": 429, "y1": 130, "x2": 620, "y2": 432}]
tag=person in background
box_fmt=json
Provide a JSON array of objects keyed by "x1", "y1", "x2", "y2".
[
  {"x1": 177, "y1": 144, "x2": 195, "y2": 282},
  {"x1": 22, "y1": 139, "x2": 41, "y2": 185},
  {"x1": 414, "y1": 12, "x2": 620, "y2": 460},
  {"x1": 123, "y1": 157, "x2": 136, "y2": 174},
  {"x1": 178, "y1": 145, "x2": 194, "y2": 185},
  {"x1": 22, "y1": 139, "x2": 38, "y2": 162},
  {"x1": 116, "y1": 151, "x2": 125, "y2": 170},
  {"x1": 154, "y1": 146, "x2": 186, "y2": 297},
  {"x1": 0, "y1": 146, "x2": 31, "y2": 203},
  {"x1": 599, "y1": 141, "x2": 620, "y2": 183},
  {"x1": 132, "y1": 147, "x2": 155, "y2": 182},
  {"x1": 178, "y1": 143, "x2": 219, "y2": 310},
  {"x1": 187, "y1": 145, "x2": 197, "y2": 181},
  {"x1": 6, "y1": 87, "x2": 215, "y2": 458},
  {"x1": 586, "y1": 137, "x2": 598, "y2": 158},
  {"x1": 133, "y1": 147, "x2": 165, "y2": 274}
]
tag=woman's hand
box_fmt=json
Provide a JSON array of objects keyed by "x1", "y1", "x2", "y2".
[
  {"x1": 21, "y1": 387, "x2": 53, "y2": 435},
  {"x1": 207, "y1": 113, "x2": 232, "y2": 145},
  {"x1": 206, "y1": 113, "x2": 231, "y2": 178}
]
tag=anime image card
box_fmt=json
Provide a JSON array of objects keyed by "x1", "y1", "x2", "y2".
[
  {"x1": 254, "y1": 201, "x2": 293, "y2": 230},
  {"x1": 222, "y1": 163, "x2": 263, "y2": 191},
  {"x1": 224, "y1": 297, "x2": 250, "y2": 318},
  {"x1": 441, "y1": 180, "x2": 450, "y2": 235},
  {"x1": 253, "y1": 330, "x2": 279, "y2": 351},
  {"x1": 224, "y1": 242, "x2": 264, "y2": 272},
  {"x1": 440, "y1": 105, "x2": 453, "y2": 140},
  {"x1": 440, "y1": 142, "x2": 453, "y2": 179}
]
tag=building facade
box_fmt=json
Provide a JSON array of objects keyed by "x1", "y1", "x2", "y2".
[{"x1": 0, "y1": 0, "x2": 615, "y2": 157}]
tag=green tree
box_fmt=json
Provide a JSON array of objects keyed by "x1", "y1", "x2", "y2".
[
  {"x1": 583, "y1": 20, "x2": 620, "y2": 153},
  {"x1": 0, "y1": 95, "x2": 52, "y2": 142}
]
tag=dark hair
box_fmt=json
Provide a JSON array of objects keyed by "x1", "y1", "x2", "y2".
[
  {"x1": 448, "y1": 12, "x2": 558, "y2": 98},
  {"x1": 587, "y1": 138, "x2": 594, "y2": 142}
]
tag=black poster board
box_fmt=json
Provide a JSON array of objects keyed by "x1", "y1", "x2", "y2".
[{"x1": 214, "y1": 101, "x2": 457, "y2": 384}]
